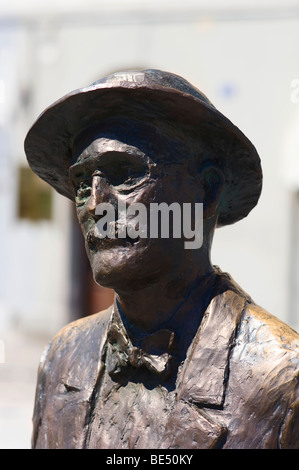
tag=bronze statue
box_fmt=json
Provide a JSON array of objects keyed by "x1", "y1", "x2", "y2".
[{"x1": 24, "y1": 69, "x2": 299, "y2": 449}]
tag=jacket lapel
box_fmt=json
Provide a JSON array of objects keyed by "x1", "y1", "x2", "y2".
[
  {"x1": 60, "y1": 306, "x2": 113, "y2": 395},
  {"x1": 161, "y1": 288, "x2": 247, "y2": 449},
  {"x1": 178, "y1": 289, "x2": 247, "y2": 406}
]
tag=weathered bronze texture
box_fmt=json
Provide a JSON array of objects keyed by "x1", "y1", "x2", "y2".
[{"x1": 25, "y1": 70, "x2": 299, "y2": 449}]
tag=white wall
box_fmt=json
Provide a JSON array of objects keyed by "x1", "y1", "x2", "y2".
[
  {"x1": 1, "y1": 0, "x2": 299, "y2": 336},
  {"x1": 0, "y1": 25, "x2": 72, "y2": 337}
]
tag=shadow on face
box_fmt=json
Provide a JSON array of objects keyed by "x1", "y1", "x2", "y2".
[{"x1": 69, "y1": 119, "x2": 223, "y2": 291}]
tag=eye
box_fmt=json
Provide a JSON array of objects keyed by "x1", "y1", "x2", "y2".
[{"x1": 100, "y1": 154, "x2": 148, "y2": 187}]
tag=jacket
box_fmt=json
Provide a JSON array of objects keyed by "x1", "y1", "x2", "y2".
[{"x1": 32, "y1": 272, "x2": 299, "y2": 449}]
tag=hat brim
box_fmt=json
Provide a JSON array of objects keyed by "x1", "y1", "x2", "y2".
[{"x1": 24, "y1": 82, "x2": 262, "y2": 227}]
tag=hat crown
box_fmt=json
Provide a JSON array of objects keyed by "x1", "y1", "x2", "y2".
[{"x1": 90, "y1": 69, "x2": 215, "y2": 108}]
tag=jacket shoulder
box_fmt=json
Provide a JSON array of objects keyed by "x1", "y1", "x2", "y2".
[
  {"x1": 242, "y1": 302, "x2": 299, "y2": 352},
  {"x1": 233, "y1": 301, "x2": 299, "y2": 381},
  {"x1": 41, "y1": 306, "x2": 112, "y2": 367}
]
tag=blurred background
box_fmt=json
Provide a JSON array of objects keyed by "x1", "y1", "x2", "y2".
[{"x1": 1, "y1": 0, "x2": 299, "y2": 449}]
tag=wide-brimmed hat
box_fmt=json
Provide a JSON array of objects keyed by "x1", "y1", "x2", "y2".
[{"x1": 24, "y1": 69, "x2": 262, "y2": 227}]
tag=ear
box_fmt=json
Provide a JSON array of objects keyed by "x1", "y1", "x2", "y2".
[{"x1": 199, "y1": 166, "x2": 224, "y2": 219}]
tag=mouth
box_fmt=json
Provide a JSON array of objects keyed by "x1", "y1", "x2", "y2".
[{"x1": 86, "y1": 227, "x2": 142, "y2": 253}]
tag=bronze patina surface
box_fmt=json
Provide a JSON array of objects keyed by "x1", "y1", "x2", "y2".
[{"x1": 25, "y1": 70, "x2": 299, "y2": 449}]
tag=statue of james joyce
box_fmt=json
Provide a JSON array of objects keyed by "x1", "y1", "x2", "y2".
[{"x1": 24, "y1": 69, "x2": 299, "y2": 449}]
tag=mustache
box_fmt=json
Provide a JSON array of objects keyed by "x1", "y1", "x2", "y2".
[{"x1": 86, "y1": 223, "x2": 142, "y2": 251}]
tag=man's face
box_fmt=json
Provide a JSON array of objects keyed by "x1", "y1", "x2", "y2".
[{"x1": 69, "y1": 126, "x2": 203, "y2": 291}]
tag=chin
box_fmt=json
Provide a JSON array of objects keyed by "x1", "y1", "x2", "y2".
[
  {"x1": 87, "y1": 240, "x2": 175, "y2": 292},
  {"x1": 87, "y1": 244, "x2": 146, "y2": 290}
]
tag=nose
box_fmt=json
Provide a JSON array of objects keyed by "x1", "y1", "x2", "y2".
[{"x1": 86, "y1": 173, "x2": 114, "y2": 218}]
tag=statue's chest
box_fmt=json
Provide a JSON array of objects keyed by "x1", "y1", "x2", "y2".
[{"x1": 85, "y1": 375, "x2": 176, "y2": 449}]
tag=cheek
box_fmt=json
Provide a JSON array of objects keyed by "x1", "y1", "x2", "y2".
[
  {"x1": 143, "y1": 175, "x2": 199, "y2": 205},
  {"x1": 75, "y1": 203, "x2": 94, "y2": 236}
]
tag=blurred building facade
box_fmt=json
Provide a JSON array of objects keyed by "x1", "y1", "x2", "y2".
[{"x1": 1, "y1": 0, "x2": 299, "y2": 342}]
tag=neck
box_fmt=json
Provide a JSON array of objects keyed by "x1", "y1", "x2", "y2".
[{"x1": 114, "y1": 258, "x2": 215, "y2": 334}]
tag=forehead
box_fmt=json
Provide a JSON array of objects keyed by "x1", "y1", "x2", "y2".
[{"x1": 71, "y1": 119, "x2": 189, "y2": 167}]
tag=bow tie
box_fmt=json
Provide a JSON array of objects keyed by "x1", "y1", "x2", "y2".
[{"x1": 106, "y1": 322, "x2": 176, "y2": 380}]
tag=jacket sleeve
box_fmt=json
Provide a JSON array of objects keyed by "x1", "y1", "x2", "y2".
[
  {"x1": 279, "y1": 379, "x2": 299, "y2": 449},
  {"x1": 31, "y1": 341, "x2": 53, "y2": 449}
]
